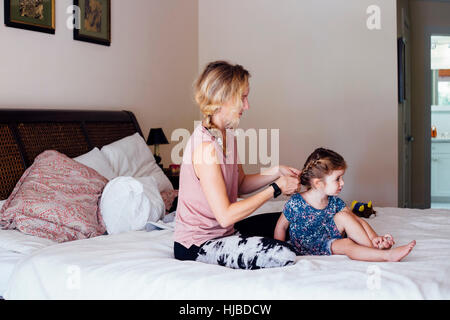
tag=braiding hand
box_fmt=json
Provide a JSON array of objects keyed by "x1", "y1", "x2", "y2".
[
  {"x1": 276, "y1": 175, "x2": 300, "y2": 196},
  {"x1": 277, "y1": 165, "x2": 301, "y2": 178}
]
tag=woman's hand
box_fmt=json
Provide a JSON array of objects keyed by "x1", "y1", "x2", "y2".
[
  {"x1": 275, "y1": 175, "x2": 300, "y2": 196},
  {"x1": 277, "y1": 165, "x2": 301, "y2": 178},
  {"x1": 275, "y1": 165, "x2": 301, "y2": 195}
]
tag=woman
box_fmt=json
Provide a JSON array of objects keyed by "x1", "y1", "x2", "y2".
[{"x1": 174, "y1": 61, "x2": 300, "y2": 269}]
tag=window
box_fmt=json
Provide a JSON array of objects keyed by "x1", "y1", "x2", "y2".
[
  {"x1": 431, "y1": 36, "x2": 450, "y2": 106},
  {"x1": 438, "y1": 79, "x2": 450, "y2": 106}
]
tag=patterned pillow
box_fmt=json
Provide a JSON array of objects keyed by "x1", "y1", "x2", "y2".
[{"x1": 0, "y1": 150, "x2": 107, "y2": 243}]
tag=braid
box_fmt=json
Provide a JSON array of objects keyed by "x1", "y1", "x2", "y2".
[
  {"x1": 202, "y1": 104, "x2": 220, "y2": 130},
  {"x1": 300, "y1": 148, "x2": 346, "y2": 189},
  {"x1": 300, "y1": 158, "x2": 321, "y2": 187}
]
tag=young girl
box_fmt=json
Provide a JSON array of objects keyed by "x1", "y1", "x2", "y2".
[{"x1": 274, "y1": 147, "x2": 416, "y2": 262}]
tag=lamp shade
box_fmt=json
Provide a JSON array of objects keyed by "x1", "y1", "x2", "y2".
[{"x1": 146, "y1": 128, "x2": 169, "y2": 145}]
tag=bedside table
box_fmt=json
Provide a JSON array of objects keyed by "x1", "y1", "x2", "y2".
[{"x1": 163, "y1": 168, "x2": 180, "y2": 189}]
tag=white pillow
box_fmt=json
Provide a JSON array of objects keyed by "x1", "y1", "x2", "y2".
[
  {"x1": 73, "y1": 147, "x2": 117, "y2": 181},
  {"x1": 0, "y1": 200, "x2": 5, "y2": 211},
  {"x1": 100, "y1": 133, "x2": 173, "y2": 192},
  {"x1": 100, "y1": 176, "x2": 165, "y2": 235}
]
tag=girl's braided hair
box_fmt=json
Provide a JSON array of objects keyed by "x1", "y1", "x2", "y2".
[{"x1": 300, "y1": 147, "x2": 347, "y2": 190}]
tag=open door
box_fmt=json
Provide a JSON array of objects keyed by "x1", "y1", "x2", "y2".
[{"x1": 398, "y1": 8, "x2": 412, "y2": 208}]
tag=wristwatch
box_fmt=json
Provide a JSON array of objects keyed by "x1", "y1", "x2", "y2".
[{"x1": 270, "y1": 182, "x2": 282, "y2": 198}]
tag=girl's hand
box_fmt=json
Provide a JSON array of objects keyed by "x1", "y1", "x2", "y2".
[
  {"x1": 371, "y1": 234, "x2": 395, "y2": 249},
  {"x1": 275, "y1": 175, "x2": 300, "y2": 196},
  {"x1": 382, "y1": 234, "x2": 395, "y2": 249},
  {"x1": 371, "y1": 236, "x2": 384, "y2": 249},
  {"x1": 277, "y1": 165, "x2": 301, "y2": 178}
]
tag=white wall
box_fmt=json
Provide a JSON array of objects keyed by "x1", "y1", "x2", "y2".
[
  {"x1": 0, "y1": 1, "x2": 401, "y2": 206},
  {"x1": 199, "y1": 0, "x2": 398, "y2": 206},
  {"x1": 0, "y1": 0, "x2": 199, "y2": 168}
]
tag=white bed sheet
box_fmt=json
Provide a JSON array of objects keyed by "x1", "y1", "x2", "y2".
[
  {"x1": 4, "y1": 205, "x2": 450, "y2": 300},
  {"x1": 0, "y1": 197, "x2": 279, "y2": 298},
  {"x1": 0, "y1": 229, "x2": 56, "y2": 297},
  {"x1": 0, "y1": 248, "x2": 23, "y2": 297}
]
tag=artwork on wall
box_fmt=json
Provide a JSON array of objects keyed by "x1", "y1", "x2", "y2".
[
  {"x1": 73, "y1": 0, "x2": 111, "y2": 46},
  {"x1": 4, "y1": 0, "x2": 55, "y2": 34}
]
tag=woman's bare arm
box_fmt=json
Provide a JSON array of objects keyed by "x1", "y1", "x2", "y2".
[
  {"x1": 194, "y1": 142, "x2": 298, "y2": 228},
  {"x1": 237, "y1": 164, "x2": 279, "y2": 195},
  {"x1": 238, "y1": 164, "x2": 301, "y2": 195}
]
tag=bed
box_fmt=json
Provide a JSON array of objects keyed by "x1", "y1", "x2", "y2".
[
  {"x1": 0, "y1": 108, "x2": 143, "y2": 297},
  {"x1": 1, "y1": 109, "x2": 450, "y2": 300}
]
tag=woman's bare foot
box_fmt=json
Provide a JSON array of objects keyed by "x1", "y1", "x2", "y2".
[{"x1": 385, "y1": 240, "x2": 416, "y2": 262}]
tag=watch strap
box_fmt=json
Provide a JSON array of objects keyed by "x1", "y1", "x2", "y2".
[{"x1": 270, "y1": 182, "x2": 282, "y2": 198}]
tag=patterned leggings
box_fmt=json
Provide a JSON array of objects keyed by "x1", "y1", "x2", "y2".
[{"x1": 174, "y1": 212, "x2": 297, "y2": 270}]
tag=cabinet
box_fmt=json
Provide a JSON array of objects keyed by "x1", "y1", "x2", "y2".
[{"x1": 431, "y1": 142, "x2": 450, "y2": 201}]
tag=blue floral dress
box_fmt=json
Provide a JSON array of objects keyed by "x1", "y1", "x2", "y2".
[{"x1": 283, "y1": 193, "x2": 346, "y2": 255}]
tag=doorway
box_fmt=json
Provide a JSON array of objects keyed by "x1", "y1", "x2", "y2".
[{"x1": 430, "y1": 35, "x2": 450, "y2": 209}]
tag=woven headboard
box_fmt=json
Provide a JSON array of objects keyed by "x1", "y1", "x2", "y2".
[{"x1": 0, "y1": 109, "x2": 143, "y2": 200}]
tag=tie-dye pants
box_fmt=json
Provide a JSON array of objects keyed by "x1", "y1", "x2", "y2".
[{"x1": 174, "y1": 212, "x2": 297, "y2": 270}]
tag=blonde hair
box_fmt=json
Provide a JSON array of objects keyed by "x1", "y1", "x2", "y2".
[
  {"x1": 300, "y1": 148, "x2": 347, "y2": 190},
  {"x1": 194, "y1": 61, "x2": 250, "y2": 130}
]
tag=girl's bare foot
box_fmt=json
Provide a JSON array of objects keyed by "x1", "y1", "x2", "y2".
[{"x1": 386, "y1": 240, "x2": 416, "y2": 262}]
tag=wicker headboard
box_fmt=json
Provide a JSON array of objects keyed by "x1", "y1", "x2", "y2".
[{"x1": 0, "y1": 109, "x2": 143, "y2": 200}]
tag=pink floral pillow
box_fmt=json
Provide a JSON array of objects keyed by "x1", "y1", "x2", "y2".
[{"x1": 0, "y1": 150, "x2": 107, "y2": 243}]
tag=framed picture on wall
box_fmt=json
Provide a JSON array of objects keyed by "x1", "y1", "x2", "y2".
[
  {"x1": 4, "y1": 0, "x2": 55, "y2": 34},
  {"x1": 73, "y1": 0, "x2": 111, "y2": 46}
]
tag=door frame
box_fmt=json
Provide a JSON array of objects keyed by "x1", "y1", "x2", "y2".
[
  {"x1": 423, "y1": 26, "x2": 450, "y2": 208},
  {"x1": 398, "y1": 5, "x2": 411, "y2": 208}
]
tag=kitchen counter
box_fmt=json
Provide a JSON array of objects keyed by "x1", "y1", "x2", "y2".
[{"x1": 432, "y1": 138, "x2": 450, "y2": 143}]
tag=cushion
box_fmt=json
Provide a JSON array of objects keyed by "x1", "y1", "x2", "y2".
[
  {"x1": 100, "y1": 133, "x2": 173, "y2": 192},
  {"x1": 100, "y1": 176, "x2": 165, "y2": 235},
  {"x1": 0, "y1": 150, "x2": 107, "y2": 243},
  {"x1": 73, "y1": 147, "x2": 117, "y2": 180}
]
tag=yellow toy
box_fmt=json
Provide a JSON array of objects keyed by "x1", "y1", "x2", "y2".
[{"x1": 351, "y1": 201, "x2": 376, "y2": 218}]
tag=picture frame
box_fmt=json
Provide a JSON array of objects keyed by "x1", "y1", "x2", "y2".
[
  {"x1": 4, "y1": 0, "x2": 55, "y2": 34},
  {"x1": 73, "y1": 0, "x2": 111, "y2": 46}
]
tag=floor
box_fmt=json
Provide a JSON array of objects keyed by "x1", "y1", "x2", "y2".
[{"x1": 431, "y1": 202, "x2": 450, "y2": 209}]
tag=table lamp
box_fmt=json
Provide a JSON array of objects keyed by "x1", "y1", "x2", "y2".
[{"x1": 146, "y1": 128, "x2": 169, "y2": 168}]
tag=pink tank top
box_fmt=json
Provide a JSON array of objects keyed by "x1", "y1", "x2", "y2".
[{"x1": 174, "y1": 124, "x2": 239, "y2": 248}]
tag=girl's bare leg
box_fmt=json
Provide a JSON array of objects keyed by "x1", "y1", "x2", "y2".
[
  {"x1": 333, "y1": 210, "x2": 373, "y2": 247},
  {"x1": 331, "y1": 238, "x2": 416, "y2": 262}
]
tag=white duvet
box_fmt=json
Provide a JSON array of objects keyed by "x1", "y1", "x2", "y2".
[
  {"x1": 0, "y1": 230, "x2": 56, "y2": 296},
  {"x1": 3, "y1": 205, "x2": 450, "y2": 300}
]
